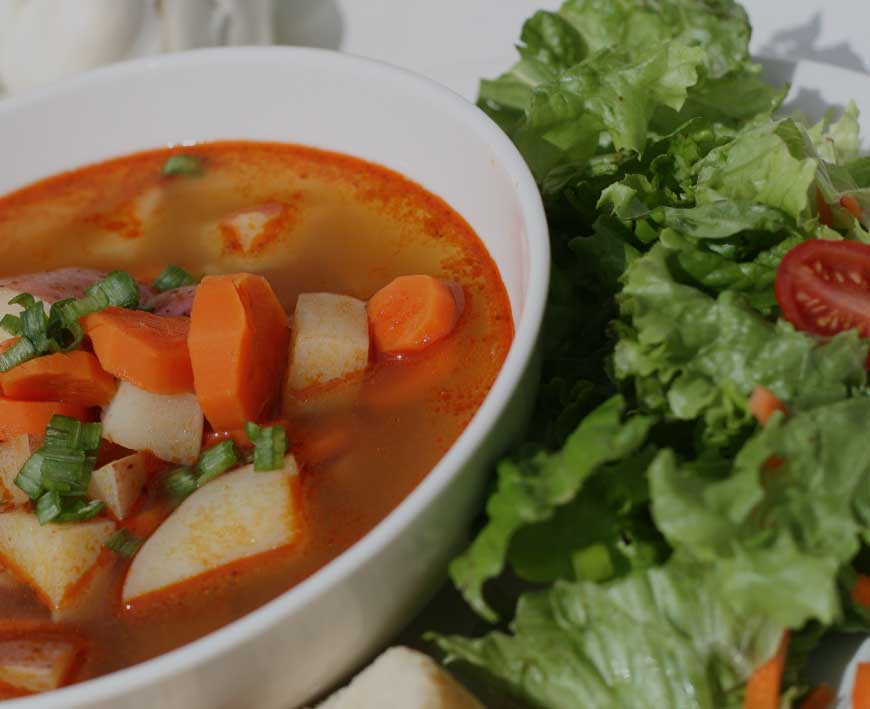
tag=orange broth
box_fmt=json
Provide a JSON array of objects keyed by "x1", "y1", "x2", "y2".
[{"x1": 0, "y1": 142, "x2": 513, "y2": 691}]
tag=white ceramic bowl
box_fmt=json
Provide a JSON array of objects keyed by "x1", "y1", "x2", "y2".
[{"x1": 0, "y1": 47, "x2": 549, "y2": 708}]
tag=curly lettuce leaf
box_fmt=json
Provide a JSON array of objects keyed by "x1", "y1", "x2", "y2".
[
  {"x1": 449, "y1": 396, "x2": 654, "y2": 621},
  {"x1": 614, "y1": 245, "x2": 868, "y2": 446},
  {"x1": 651, "y1": 397, "x2": 870, "y2": 626},
  {"x1": 435, "y1": 559, "x2": 783, "y2": 709}
]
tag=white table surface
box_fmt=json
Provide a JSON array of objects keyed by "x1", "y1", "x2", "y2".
[{"x1": 321, "y1": 0, "x2": 870, "y2": 100}]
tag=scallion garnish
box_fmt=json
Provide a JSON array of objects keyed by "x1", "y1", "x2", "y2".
[
  {"x1": 105, "y1": 529, "x2": 144, "y2": 558},
  {"x1": 161, "y1": 154, "x2": 203, "y2": 177},
  {"x1": 0, "y1": 270, "x2": 140, "y2": 373},
  {"x1": 0, "y1": 314, "x2": 21, "y2": 336},
  {"x1": 152, "y1": 265, "x2": 198, "y2": 292},
  {"x1": 15, "y1": 415, "x2": 104, "y2": 524},
  {"x1": 245, "y1": 422, "x2": 287, "y2": 472},
  {"x1": 196, "y1": 440, "x2": 240, "y2": 487},
  {"x1": 163, "y1": 466, "x2": 198, "y2": 503}
]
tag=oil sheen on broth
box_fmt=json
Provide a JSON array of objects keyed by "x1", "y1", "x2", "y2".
[{"x1": 0, "y1": 142, "x2": 513, "y2": 687}]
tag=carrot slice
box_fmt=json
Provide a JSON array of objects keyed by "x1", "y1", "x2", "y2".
[
  {"x1": 841, "y1": 194, "x2": 863, "y2": 220},
  {"x1": 853, "y1": 575, "x2": 870, "y2": 608},
  {"x1": 1, "y1": 351, "x2": 116, "y2": 407},
  {"x1": 854, "y1": 663, "x2": 870, "y2": 709},
  {"x1": 743, "y1": 631, "x2": 789, "y2": 709},
  {"x1": 188, "y1": 273, "x2": 290, "y2": 431},
  {"x1": 749, "y1": 386, "x2": 787, "y2": 426},
  {"x1": 799, "y1": 682, "x2": 834, "y2": 709},
  {"x1": 83, "y1": 307, "x2": 193, "y2": 394},
  {"x1": 0, "y1": 399, "x2": 90, "y2": 440},
  {"x1": 367, "y1": 275, "x2": 459, "y2": 355}
]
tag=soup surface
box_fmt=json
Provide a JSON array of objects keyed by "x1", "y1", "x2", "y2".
[{"x1": 0, "y1": 142, "x2": 512, "y2": 695}]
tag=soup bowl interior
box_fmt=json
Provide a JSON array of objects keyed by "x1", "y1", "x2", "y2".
[{"x1": 0, "y1": 47, "x2": 548, "y2": 708}]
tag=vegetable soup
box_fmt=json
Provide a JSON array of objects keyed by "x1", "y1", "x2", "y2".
[{"x1": 0, "y1": 142, "x2": 513, "y2": 696}]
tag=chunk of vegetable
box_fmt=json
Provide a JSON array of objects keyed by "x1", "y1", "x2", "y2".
[
  {"x1": 286, "y1": 293, "x2": 369, "y2": 392},
  {"x1": 0, "y1": 399, "x2": 89, "y2": 441},
  {"x1": 1, "y1": 351, "x2": 116, "y2": 407},
  {"x1": 367, "y1": 275, "x2": 459, "y2": 355},
  {"x1": 0, "y1": 435, "x2": 38, "y2": 505},
  {"x1": 854, "y1": 663, "x2": 870, "y2": 709},
  {"x1": 743, "y1": 632, "x2": 789, "y2": 709},
  {"x1": 101, "y1": 382, "x2": 203, "y2": 465},
  {"x1": 748, "y1": 386, "x2": 787, "y2": 426},
  {"x1": 0, "y1": 634, "x2": 83, "y2": 693},
  {"x1": 122, "y1": 455, "x2": 300, "y2": 602},
  {"x1": 188, "y1": 273, "x2": 290, "y2": 431},
  {"x1": 83, "y1": 307, "x2": 193, "y2": 394},
  {"x1": 0, "y1": 512, "x2": 114, "y2": 609},
  {"x1": 219, "y1": 202, "x2": 288, "y2": 255},
  {"x1": 87, "y1": 453, "x2": 149, "y2": 520},
  {"x1": 799, "y1": 682, "x2": 834, "y2": 709}
]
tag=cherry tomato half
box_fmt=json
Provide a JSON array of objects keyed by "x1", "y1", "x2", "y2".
[{"x1": 775, "y1": 239, "x2": 870, "y2": 338}]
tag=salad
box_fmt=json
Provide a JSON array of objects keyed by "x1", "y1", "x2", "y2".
[{"x1": 429, "y1": 0, "x2": 870, "y2": 706}]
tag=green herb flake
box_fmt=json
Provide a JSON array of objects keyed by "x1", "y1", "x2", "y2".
[{"x1": 161, "y1": 154, "x2": 204, "y2": 177}]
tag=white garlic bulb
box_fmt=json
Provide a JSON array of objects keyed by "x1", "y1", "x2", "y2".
[{"x1": 0, "y1": 0, "x2": 276, "y2": 94}]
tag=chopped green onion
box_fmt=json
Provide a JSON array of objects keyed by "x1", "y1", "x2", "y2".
[
  {"x1": 14, "y1": 452, "x2": 45, "y2": 500},
  {"x1": 97, "y1": 270, "x2": 140, "y2": 308},
  {"x1": 105, "y1": 529, "x2": 144, "y2": 558},
  {"x1": 163, "y1": 466, "x2": 198, "y2": 502},
  {"x1": 36, "y1": 491, "x2": 104, "y2": 525},
  {"x1": 41, "y1": 450, "x2": 92, "y2": 495},
  {"x1": 152, "y1": 265, "x2": 197, "y2": 292},
  {"x1": 196, "y1": 440, "x2": 240, "y2": 487},
  {"x1": 35, "y1": 490, "x2": 62, "y2": 524},
  {"x1": 43, "y1": 416, "x2": 101, "y2": 452},
  {"x1": 162, "y1": 154, "x2": 203, "y2": 177},
  {"x1": 0, "y1": 314, "x2": 21, "y2": 336},
  {"x1": 53, "y1": 498, "x2": 105, "y2": 524},
  {"x1": 8, "y1": 293, "x2": 34, "y2": 309},
  {"x1": 0, "y1": 337, "x2": 37, "y2": 372},
  {"x1": 245, "y1": 422, "x2": 287, "y2": 471}
]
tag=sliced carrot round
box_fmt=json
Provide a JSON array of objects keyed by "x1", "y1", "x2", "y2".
[
  {"x1": 367, "y1": 274, "x2": 459, "y2": 355},
  {"x1": 83, "y1": 307, "x2": 193, "y2": 395},
  {"x1": 854, "y1": 663, "x2": 870, "y2": 709},
  {"x1": 188, "y1": 273, "x2": 290, "y2": 431},
  {"x1": 748, "y1": 386, "x2": 787, "y2": 427},
  {"x1": 0, "y1": 399, "x2": 91, "y2": 440},
  {"x1": 743, "y1": 631, "x2": 789, "y2": 709},
  {"x1": 1, "y1": 351, "x2": 116, "y2": 407}
]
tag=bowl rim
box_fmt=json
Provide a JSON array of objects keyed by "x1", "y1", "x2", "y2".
[{"x1": 0, "y1": 45, "x2": 550, "y2": 708}]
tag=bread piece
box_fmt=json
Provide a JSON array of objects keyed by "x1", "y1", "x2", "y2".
[{"x1": 316, "y1": 647, "x2": 482, "y2": 709}]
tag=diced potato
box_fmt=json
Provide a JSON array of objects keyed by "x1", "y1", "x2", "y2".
[
  {"x1": 0, "y1": 512, "x2": 115, "y2": 609},
  {"x1": 0, "y1": 636, "x2": 81, "y2": 692},
  {"x1": 287, "y1": 293, "x2": 370, "y2": 391},
  {"x1": 0, "y1": 435, "x2": 39, "y2": 506},
  {"x1": 315, "y1": 647, "x2": 483, "y2": 709},
  {"x1": 102, "y1": 382, "x2": 203, "y2": 464},
  {"x1": 87, "y1": 453, "x2": 149, "y2": 520},
  {"x1": 123, "y1": 455, "x2": 301, "y2": 602}
]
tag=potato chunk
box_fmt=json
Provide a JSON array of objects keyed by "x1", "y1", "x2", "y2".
[
  {"x1": 102, "y1": 382, "x2": 203, "y2": 464},
  {"x1": 0, "y1": 435, "x2": 39, "y2": 506},
  {"x1": 316, "y1": 647, "x2": 483, "y2": 709},
  {"x1": 0, "y1": 513, "x2": 114, "y2": 609},
  {"x1": 88, "y1": 453, "x2": 149, "y2": 520},
  {"x1": 0, "y1": 635, "x2": 82, "y2": 692},
  {"x1": 287, "y1": 293, "x2": 369, "y2": 391},
  {"x1": 220, "y1": 202, "x2": 289, "y2": 255},
  {"x1": 123, "y1": 455, "x2": 300, "y2": 603}
]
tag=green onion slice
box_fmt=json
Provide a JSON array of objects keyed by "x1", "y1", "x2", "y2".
[
  {"x1": 0, "y1": 337, "x2": 37, "y2": 372},
  {"x1": 245, "y1": 422, "x2": 287, "y2": 472},
  {"x1": 105, "y1": 529, "x2": 144, "y2": 558},
  {"x1": 36, "y1": 492, "x2": 105, "y2": 525},
  {"x1": 162, "y1": 154, "x2": 203, "y2": 177},
  {"x1": 163, "y1": 466, "x2": 198, "y2": 502},
  {"x1": 196, "y1": 440, "x2": 240, "y2": 487},
  {"x1": 0, "y1": 314, "x2": 21, "y2": 336},
  {"x1": 152, "y1": 265, "x2": 197, "y2": 292},
  {"x1": 14, "y1": 452, "x2": 45, "y2": 501}
]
